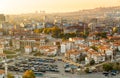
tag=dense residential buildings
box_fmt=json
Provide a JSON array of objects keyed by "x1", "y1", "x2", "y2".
[{"x1": 0, "y1": 6, "x2": 120, "y2": 78}]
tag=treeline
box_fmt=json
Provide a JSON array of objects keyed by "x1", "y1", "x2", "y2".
[
  {"x1": 34, "y1": 26, "x2": 89, "y2": 40},
  {"x1": 103, "y1": 62, "x2": 120, "y2": 72}
]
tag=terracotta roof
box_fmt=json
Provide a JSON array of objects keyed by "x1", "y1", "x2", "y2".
[
  {"x1": 25, "y1": 46, "x2": 31, "y2": 48},
  {"x1": 0, "y1": 53, "x2": 6, "y2": 57},
  {"x1": 108, "y1": 36, "x2": 120, "y2": 40},
  {"x1": 66, "y1": 49, "x2": 81, "y2": 56},
  {"x1": 0, "y1": 45, "x2": 3, "y2": 48},
  {"x1": 0, "y1": 70, "x2": 4, "y2": 74},
  {"x1": 39, "y1": 46, "x2": 58, "y2": 50}
]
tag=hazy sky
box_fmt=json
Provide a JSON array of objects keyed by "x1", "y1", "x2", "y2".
[{"x1": 0, "y1": 0, "x2": 120, "y2": 14}]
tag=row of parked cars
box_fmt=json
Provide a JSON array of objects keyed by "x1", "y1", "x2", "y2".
[
  {"x1": 103, "y1": 70, "x2": 119, "y2": 77},
  {"x1": 64, "y1": 63, "x2": 78, "y2": 73},
  {"x1": 8, "y1": 58, "x2": 59, "y2": 73}
]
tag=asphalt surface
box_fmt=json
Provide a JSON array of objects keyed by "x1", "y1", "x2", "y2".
[
  {"x1": 8, "y1": 56, "x2": 120, "y2": 78},
  {"x1": 36, "y1": 61, "x2": 120, "y2": 78}
]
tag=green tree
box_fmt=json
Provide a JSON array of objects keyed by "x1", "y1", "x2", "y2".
[
  {"x1": 9, "y1": 39, "x2": 13, "y2": 47},
  {"x1": 51, "y1": 26, "x2": 62, "y2": 38},
  {"x1": 23, "y1": 70, "x2": 35, "y2": 78},
  {"x1": 7, "y1": 73, "x2": 14, "y2": 78},
  {"x1": 112, "y1": 27, "x2": 118, "y2": 34},
  {"x1": 103, "y1": 63, "x2": 113, "y2": 72},
  {"x1": 34, "y1": 29, "x2": 40, "y2": 33},
  {"x1": 101, "y1": 32, "x2": 107, "y2": 38},
  {"x1": 113, "y1": 62, "x2": 120, "y2": 71},
  {"x1": 90, "y1": 59, "x2": 95, "y2": 65},
  {"x1": 77, "y1": 53, "x2": 86, "y2": 63},
  {"x1": 39, "y1": 28, "x2": 44, "y2": 33},
  {"x1": 43, "y1": 28, "x2": 51, "y2": 34},
  {"x1": 90, "y1": 45, "x2": 98, "y2": 52},
  {"x1": 95, "y1": 32, "x2": 107, "y2": 39},
  {"x1": 79, "y1": 31, "x2": 89, "y2": 39},
  {"x1": 85, "y1": 68, "x2": 90, "y2": 73}
]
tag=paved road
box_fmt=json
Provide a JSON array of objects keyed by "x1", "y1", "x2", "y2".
[
  {"x1": 41, "y1": 61, "x2": 120, "y2": 78},
  {"x1": 11, "y1": 61, "x2": 120, "y2": 78},
  {"x1": 9, "y1": 56, "x2": 120, "y2": 78},
  {"x1": 38, "y1": 73, "x2": 120, "y2": 78},
  {"x1": 13, "y1": 72, "x2": 120, "y2": 78}
]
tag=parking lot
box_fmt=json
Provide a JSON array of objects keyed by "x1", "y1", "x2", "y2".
[
  {"x1": 8, "y1": 58, "x2": 59, "y2": 73},
  {"x1": 4, "y1": 57, "x2": 78, "y2": 77},
  {"x1": 1, "y1": 57, "x2": 120, "y2": 78}
]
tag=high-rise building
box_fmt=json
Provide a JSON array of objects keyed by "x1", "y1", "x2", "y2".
[
  {"x1": 0, "y1": 14, "x2": 5, "y2": 22},
  {"x1": 0, "y1": 14, "x2": 5, "y2": 29},
  {"x1": 43, "y1": 15, "x2": 46, "y2": 28}
]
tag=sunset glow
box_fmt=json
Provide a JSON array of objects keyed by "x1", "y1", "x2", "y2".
[{"x1": 0, "y1": 0, "x2": 119, "y2": 14}]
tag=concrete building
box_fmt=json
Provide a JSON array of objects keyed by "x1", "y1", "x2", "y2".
[
  {"x1": 0, "y1": 70, "x2": 5, "y2": 78},
  {"x1": 0, "y1": 45, "x2": 3, "y2": 53},
  {"x1": 24, "y1": 46, "x2": 32, "y2": 54}
]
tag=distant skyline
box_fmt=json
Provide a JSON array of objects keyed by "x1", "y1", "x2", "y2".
[{"x1": 0, "y1": 0, "x2": 120, "y2": 14}]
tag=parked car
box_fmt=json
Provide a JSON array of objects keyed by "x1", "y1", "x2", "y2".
[
  {"x1": 34, "y1": 72, "x2": 44, "y2": 77},
  {"x1": 65, "y1": 67, "x2": 71, "y2": 72},
  {"x1": 102, "y1": 72, "x2": 109, "y2": 76}
]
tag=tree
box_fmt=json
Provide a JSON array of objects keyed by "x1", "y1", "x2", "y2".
[
  {"x1": 90, "y1": 45, "x2": 98, "y2": 52},
  {"x1": 43, "y1": 28, "x2": 51, "y2": 34},
  {"x1": 103, "y1": 63, "x2": 113, "y2": 72},
  {"x1": 112, "y1": 27, "x2": 118, "y2": 34},
  {"x1": 77, "y1": 53, "x2": 86, "y2": 63},
  {"x1": 79, "y1": 31, "x2": 89, "y2": 39},
  {"x1": 90, "y1": 59, "x2": 95, "y2": 65},
  {"x1": 7, "y1": 73, "x2": 14, "y2": 78},
  {"x1": 51, "y1": 26, "x2": 62, "y2": 38},
  {"x1": 95, "y1": 32, "x2": 107, "y2": 39},
  {"x1": 23, "y1": 70, "x2": 35, "y2": 78},
  {"x1": 9, "y1": 39, "x2": 13, "y2": 47},
  {"x1": 113, "y1": 62, "x2": 120, "y2": 71},
  {"x1": 85, "y1": 68, "x2": 90, "y2": 73},
  {"x1": 34, "y1": 29, "x2": 40, "y2": 33},
  {"x1": 101, "y1": 32, "x2": 107, "y2": 38}
]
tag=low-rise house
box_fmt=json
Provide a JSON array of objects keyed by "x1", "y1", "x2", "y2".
[
  {"x1": 0, "y1": 70, "x2": 5, "y2": 78},
  {"x1": 69, "y1": 37, "x2": 84, "y2": 44},
  {"x1": 24, "y1": 46, "x2": 32, "y2": 54},
  {"x1": 88, "y1": 40, "x2": 99, "y2": 46},
  {"x1": 20, "y1": 39, "x2": 36, "y2": 49},
  {"x1": 60, "y1": 41, "x2": 74, "y2": 54},
  {"x1": 85, "y1": 56, "x2": 90, "y2": 64},
  {"x1": 98, "y1": 45, "x2": 113, "y2": 56},
  {"x1": 33, "y1": 46, "x2": 37, "y2": 51},
  {"x1": 65, "y1": 49, "x2": 80, "y2": 62},
  {"x1": 113, "y1": 40, "x2": 120, "y2": 51},
  {"x1": 38, "y1": 46, "x2": 58, "y2": 56},
  {"x1": 85, "y1": 49, "x2": 105, "y2": 64},
  {"x1": 12, "y1": 38, "x2": 20, "y2": 50},
  {"x1": 77, "y1": 44, "x2": 87, "y2": 50},
  {"x1": 45, "y1": 49, "x2": 57, "y2": 56},
  {"x1": 40, "y1": 37, "x2": 46, "y2": 46},
  {"x1": 61, "y1": 43, "x2": 66, "y2": 53}
]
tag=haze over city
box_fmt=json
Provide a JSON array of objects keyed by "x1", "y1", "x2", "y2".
[
  {"x1": 0, "y1": 0, "x2": 120, "y2": 78},
  {"x1": 0, "y1": 0, "x2": 120, "y2": 14}
]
